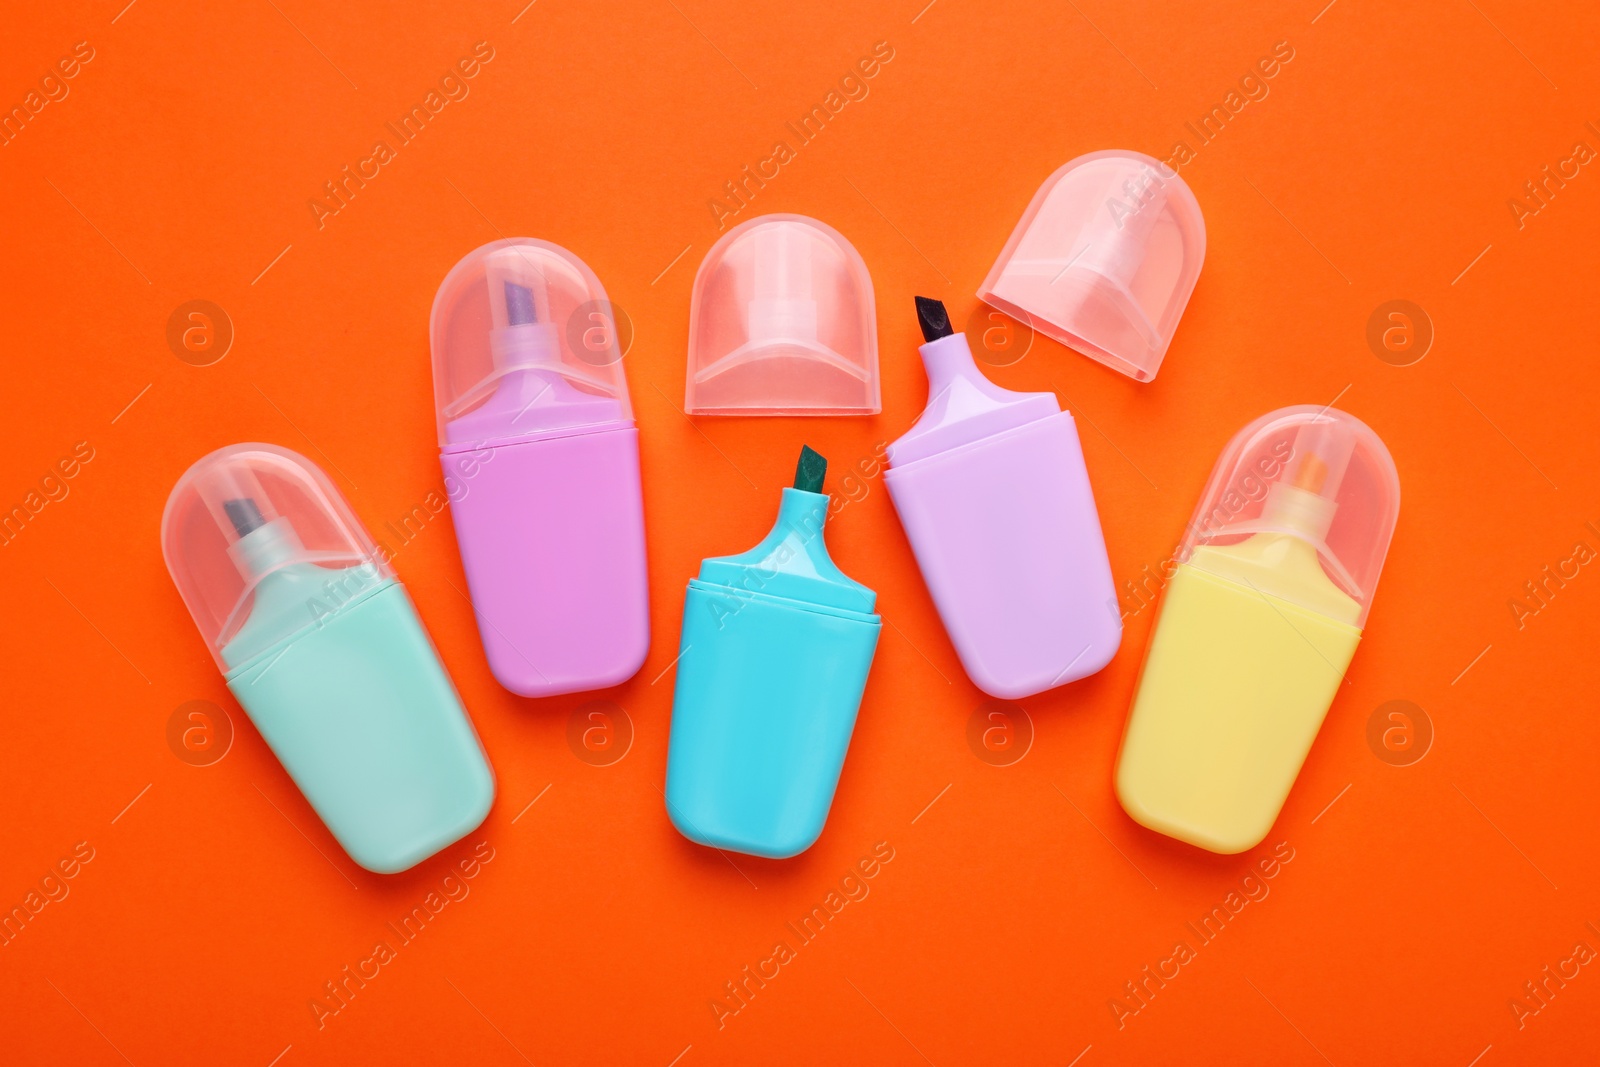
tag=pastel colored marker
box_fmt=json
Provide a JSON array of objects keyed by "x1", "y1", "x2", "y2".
[
  {"x1": 883, "y1": 297, "x2": 1120, "y2": 699},
  {"x1": 162, "y1": 444, "x2": 495, "y2": 874},
  {"x1": 664, "y1": 446, "x2": 881, "y2": 859},
  {"x1": 1116, "y1": 406, "x2": 1400, "y2": 853},
  {"x1": 431, "y1": 239, "x2": 649, "y2": 697}
]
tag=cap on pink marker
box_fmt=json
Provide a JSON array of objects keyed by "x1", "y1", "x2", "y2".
[
  {"x1": 979, "y1": 150, "x2": 1206, "y2": 382},
  {"x1": 686, "y1": 214, "x2": 879, "y2": 415},
  {"x1": 431, "y1": 239, "x2": 649, "y2": 697},
  {"x1": 884, "y1": 297, "x2": 1121, "y2": 699}
]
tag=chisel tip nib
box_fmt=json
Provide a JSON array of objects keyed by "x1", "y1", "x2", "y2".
[
  {"x1": 915, "y1": 296, "x2": 954, "y2": 343},
  {"x1": 794, "y1": 445, "x2": 827, "y2": 494}
]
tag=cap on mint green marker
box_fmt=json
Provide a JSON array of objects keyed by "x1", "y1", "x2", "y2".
[{"x1": 664, "y1": 444, "x2": 882, "y2": 858}]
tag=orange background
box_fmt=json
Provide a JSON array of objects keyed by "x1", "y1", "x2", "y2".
[{"x1": 3, "y1": 0, "x2": 1599, "y2": 1063}]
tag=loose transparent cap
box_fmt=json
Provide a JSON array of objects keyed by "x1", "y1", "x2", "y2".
[
  {"x1": 162, "y1": 444, "x2": 388, "y2": 668},
  {"x1": 686, "y1": 214, "x2": 879, "y2": 415},
  {"x1": 978, "y1": 150, "x2": 1205, "y2": 382},
  {"x1": 431, "y1": 239, "x2": 632, "y2": 448},
  {"x1": 1179, "y1": 406, "x2": 1400, "y2": 625}
]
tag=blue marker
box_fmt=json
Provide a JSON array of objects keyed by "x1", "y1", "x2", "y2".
[{"x1": 664, "y1": 446, "x2": 881, "y2": 858}]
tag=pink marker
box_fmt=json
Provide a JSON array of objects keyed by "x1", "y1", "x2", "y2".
[
  {"x1": 431, "y1": 239, "x2": 649, "y2": 697},
  {"x1": 884, "y1": 297, "x2": 1120, "y2": 699}
]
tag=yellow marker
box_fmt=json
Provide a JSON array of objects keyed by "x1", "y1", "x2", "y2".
[{"x1": 1116, "y1": 406, "x2": 1400, "y2": 854}]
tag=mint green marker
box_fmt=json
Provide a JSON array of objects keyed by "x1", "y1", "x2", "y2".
[{"x1": 163, "y1": 444, "x2": 494, "y2": 875}]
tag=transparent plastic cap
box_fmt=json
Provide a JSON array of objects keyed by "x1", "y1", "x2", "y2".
[
  {"x1": 978, "y1": 150, "x2": 1205, "y2": 382},
  {"x1": 1179, "y1": 406, "x2": 1400, "y2": 625},
  {"x1": 686, "y1": 214, "x2": 879, "y2": 415},
  {"x1": 431, "y1": 239, "x2": 632, "y2": 449},
  {"x1": 161, "y1": 443, "x2": 389, "y2": 668}
]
